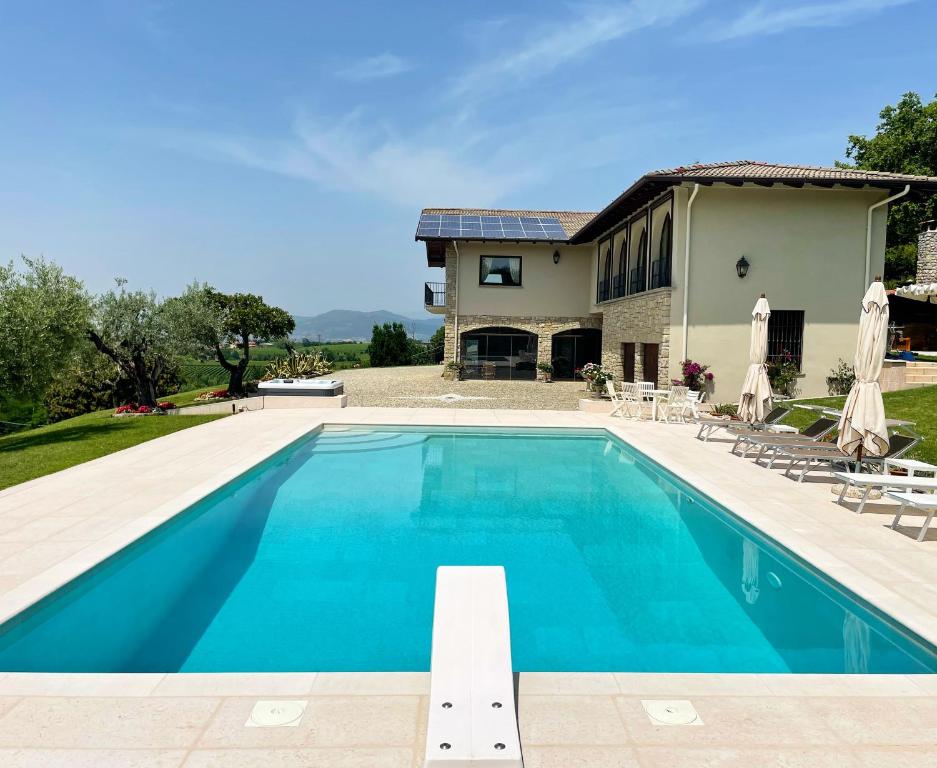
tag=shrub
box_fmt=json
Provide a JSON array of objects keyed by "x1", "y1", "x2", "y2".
[
  {"x1": 675, "y1": 359, "x2": 713, "y2": 391},
  {"x1": 579, "y1": 362, "x2": 613, "y2": 390},
  {"x1": 261, "y1": 351, "x2": 333, "y2": 380},
  {"x1": 767, "y1": 352, "x2": 800, "y2": 397},
  {"x1": 44, "y1": 354, "x2": 181, "y2": 423},
  {"x1": 711, "y1": 402, "x2": 738, "y2": 417},
  {"x1": 827, "y1": 359, "x2": 856, "y2": 395},
  {"x1": 536, "y1": 362, "x2": 554, "y2": 373}
]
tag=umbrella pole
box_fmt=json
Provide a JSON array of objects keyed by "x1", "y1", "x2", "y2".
[{"x1": 855, "y1": 444, "x2": 864, "y2": 473}]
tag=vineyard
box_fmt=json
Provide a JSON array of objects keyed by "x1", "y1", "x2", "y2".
[{"x1": 180, "y1": 361, "x2": 269, "y2": 388}]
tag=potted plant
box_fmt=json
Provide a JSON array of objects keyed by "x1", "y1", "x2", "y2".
[
  {"x1": 675, "y1": 359, "x2": 714, "y2": 400},
  {"x1": 579, "y1": 362, "x2": 613, "y2": 394},
  {"x1": 442, "y1": 360, "x2": 465, "y2": 381},
  {"x1": 536, "y1": 361, "x2": 554, "y2": 382}
]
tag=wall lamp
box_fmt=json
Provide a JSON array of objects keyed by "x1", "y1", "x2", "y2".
[
  {"x1": 553, "y1": 250, "x2": 561, "y2": 265},
  {"x1": 735, "y1": 255, "x2": 750, "y2": 279}
]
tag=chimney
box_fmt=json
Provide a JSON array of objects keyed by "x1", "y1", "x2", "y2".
[{"x1": 918, "y1": 219, "x2": 937, "y2": 284}]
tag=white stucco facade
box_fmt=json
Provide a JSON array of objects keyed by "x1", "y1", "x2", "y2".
[{"x1": 420, "y1": 163, "x2": 928, "y2": 400}]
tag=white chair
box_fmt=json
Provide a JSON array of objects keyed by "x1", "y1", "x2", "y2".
[
  {"x1": 686, "y1": 390, "x2": 702, "y2": 419},
  {"x1": 658, "y1": 386, "x2": 690, "y2": 423},
  {"x1": 621, "y1": 382, "x2": 644, "y2": 419},
  {"x1": 606, "y1": 381, "x2": 639, "y2": 419},
  {"x1": 636, "y1": 381, "x2": 654, "y2": 405}
]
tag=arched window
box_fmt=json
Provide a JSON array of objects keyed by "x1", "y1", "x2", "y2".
[
  {"x1": 630, "y1": 229, "x2": 648, "y2": 294},
  {"x1": 652, "y1": 213, "x2": 672, "y2": 289},
  {"x1": 615, "y1": 238, "x2": 628, "y2": 298},
  {"x1": 601, "y1": 246, "x2": 612, "y2": 301}
]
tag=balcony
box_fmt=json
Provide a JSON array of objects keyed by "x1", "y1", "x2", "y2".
[{"x1": 424, "y1": 281, "x2": 447, "y2": 314}]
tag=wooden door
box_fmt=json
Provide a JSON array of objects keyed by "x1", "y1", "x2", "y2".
[
  {"x1": 621, "y1": 343, "x2": 635, "y2": 383},
  {"x1": 642, "y1": 343, "x2": 659, "y2": 386}
]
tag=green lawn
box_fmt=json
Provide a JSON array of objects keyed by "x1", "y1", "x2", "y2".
[
  {"x1": 0, "y1": 409, "x2": 226, "y2": 490},
  {"x1": 781, "y1": 385, "x2": 937, "y2": 464}
]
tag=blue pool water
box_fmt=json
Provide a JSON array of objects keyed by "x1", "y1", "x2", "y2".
[{"x1": 1, "y1": 426, "x2": 935, "y2": 673}]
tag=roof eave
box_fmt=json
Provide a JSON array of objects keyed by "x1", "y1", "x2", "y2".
[{"x1": 570, "y1": 175, "x2": 937, "y2": 244}]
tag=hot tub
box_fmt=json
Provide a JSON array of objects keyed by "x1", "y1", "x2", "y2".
[{"x1": 257, "y1": 378, "x2": 344, "y2": 397}]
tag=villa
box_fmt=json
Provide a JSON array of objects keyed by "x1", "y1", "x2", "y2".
[{"x1": 419, "y1": 161, "x2": 937, "y2": 398}]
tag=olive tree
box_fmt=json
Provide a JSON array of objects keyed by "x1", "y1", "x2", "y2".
[
  {"x1": 87, "y1": 280, "x2": 191, "y2": 407},
  {"x1": 0, "y1": 256, "x2": 90, "y2": 399},
  {"x1": 175, "y1": 285, "x2": 295, "y2": 394}
]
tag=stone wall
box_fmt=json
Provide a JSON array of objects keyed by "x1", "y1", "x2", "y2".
[
  {"x1": 598, "y1": 289, "x2": 672, "y2": 387},
  {"x1": 456, "y1": 314, "x2": 602, "y2": 364},
  {"x1": 442, "y1": 244, "x2": 603, "y2": 365},
  {"x1": 917, "y1": 220, "x2": 937, "y2": 283}
]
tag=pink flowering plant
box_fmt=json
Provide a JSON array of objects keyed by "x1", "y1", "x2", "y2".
[{"x1": 674, "y1": 359, "x2": 713, "y2": 392}]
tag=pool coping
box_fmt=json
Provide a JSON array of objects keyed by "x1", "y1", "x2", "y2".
[{"x1": 0, "y1": 407, "x2": 936, "y2": 673}]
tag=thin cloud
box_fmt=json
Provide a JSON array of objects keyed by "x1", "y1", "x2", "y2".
[
  {"x1": 453, "y1": 0, "x2": 701, "y2": 98},
  {"x1": 708, "y1": 0, "x2": 918, "y2": 41},
  {"x1": 335, "y1": 53, "x2": 414, "y2": 82},
  {"x1": 165, "y1": 111, "x2": 537, "y2": 209}
]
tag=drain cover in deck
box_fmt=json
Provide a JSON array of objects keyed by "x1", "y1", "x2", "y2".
[
  {"x1": 641, "y1": 699, "x2": 703, "y2": 726},
  {"x1": 246, "y1": 700, "x2": 308, "y2": 727}
]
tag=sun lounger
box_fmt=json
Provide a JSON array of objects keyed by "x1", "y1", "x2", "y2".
[
  {"x1": 424, "y1": 566, "x2": 522, "y2": 768},
  {"x1": 733, "y1": 417, "x2": 838, "y2": 457},
  {"x1": 774, "y1": 435, "x2": 919, "y2": 482},
  {"x1": 832, "y1": 471, "x2": 937, "y2": 514},
  {"x1": 696, "y1": 405, "x2": 790, "y2": 441},
  {"x1": 888, "y1": 491, "x2": 937, "y2": 541}
]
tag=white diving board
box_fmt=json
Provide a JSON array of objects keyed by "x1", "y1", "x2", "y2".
[{"x1": 424, "y1": 566, "x2": 523, "y2": 768}]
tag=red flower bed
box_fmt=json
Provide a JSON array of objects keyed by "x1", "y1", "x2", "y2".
[
  {"x1": 157, "y1": 401, "x2": 176, "y2": 410},
  {"x1": 114, "y1": 403, "x2": 165, "y2": 415}
]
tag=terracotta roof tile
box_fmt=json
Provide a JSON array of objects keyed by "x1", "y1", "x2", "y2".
[{"x1": 648, "y1": 160, "x2": 937, "y2": 183}]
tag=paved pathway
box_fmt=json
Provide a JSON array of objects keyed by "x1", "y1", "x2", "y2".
[{"x1": 335, "y1": 365, "x2": 590, "y2": 409}]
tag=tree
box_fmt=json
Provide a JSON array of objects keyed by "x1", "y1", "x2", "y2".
[
  {"x1": 200, "y1": 286, "x2": 296, "y2": 394},
  {"x1": 0, "y1": 256, "x2": 90, "y2": 400},
  {"x1": 843, "y1": 92, "x2": 937, "y2": 283},
  {"x1": 87, "y1": 280, "x2": 190, "y2": 407},
  {"x1": 428, "y1": 325, "x2": 445, "y2": 362},
  {"x1": 369, "y1": 322, "x2": 412, "y2": 367}
]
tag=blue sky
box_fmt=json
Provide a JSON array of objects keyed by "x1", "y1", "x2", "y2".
[{"x1": 0, "y1": 0, "x2": 934, "y2": 316}]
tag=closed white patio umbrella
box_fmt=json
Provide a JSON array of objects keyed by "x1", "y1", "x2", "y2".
[
  {"x1": 837, "y1": 279, "x2": 890, "y2": 462},
  {"x1": 738, "y1": 294, "x2": 773, "y2": 423}
]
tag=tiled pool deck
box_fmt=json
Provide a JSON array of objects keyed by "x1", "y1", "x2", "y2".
[{"x1": 1, "y1": 408, "x2": 936, "y2": 766}]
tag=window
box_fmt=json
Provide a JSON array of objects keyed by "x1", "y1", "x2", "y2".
[
  {"x1": 600, "y1": 246, "x2": 612, "y2": 301},
  {"x1": 480, "y1": 256, "x2": 521, "y2": 286},
  {"x1": 614, "y1": 237, "x2": 627, "y2": 298},
  {"x1": 767, "y1": 310, "x2": 805, "y2": 370},
  {"x1": 629, "y1": 228, "x2": 647, "y2": 294},
  {"x1": 651, "y1": 213, "x2": 672, "y2": 289}
]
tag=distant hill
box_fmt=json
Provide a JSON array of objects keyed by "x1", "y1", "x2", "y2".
[{"x1": 292, "y1": 310, "x2": 443, "y2": 342}]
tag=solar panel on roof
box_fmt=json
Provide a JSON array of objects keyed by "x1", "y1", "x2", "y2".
[{"x1": 418, "y1": 214, "x2": 568, "y2": 240}]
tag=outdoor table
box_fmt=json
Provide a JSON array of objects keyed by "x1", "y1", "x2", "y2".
[{"x1": 649, "y1": 389, "x2": 670, "y2": 421}]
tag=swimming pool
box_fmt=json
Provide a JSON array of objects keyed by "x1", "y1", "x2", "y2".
[{"x1": 1, "y1": 426, "x2": 935, "y2": 673}]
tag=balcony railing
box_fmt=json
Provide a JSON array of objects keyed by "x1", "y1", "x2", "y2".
[
  {"x1": 425, "y1": 281, "x2": 446, "y2": 313},
  {"x1": 597, "y1": 279, "x2": 610, "y2": 303}
]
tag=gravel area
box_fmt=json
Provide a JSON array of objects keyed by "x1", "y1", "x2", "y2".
[{"x1": 334, "y1": 365, "x2": 591, "y2": 409}]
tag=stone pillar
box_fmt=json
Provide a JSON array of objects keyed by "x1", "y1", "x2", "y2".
[
  {"x1": 634, "y1": 343, "x2": 645, "y2": 382},
  {"x1": 443, "y1": 245, "x2": 458, "y2": 363},
  {"x1": 918, "y1": 220, "x2": 937, "y2": 284}
]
